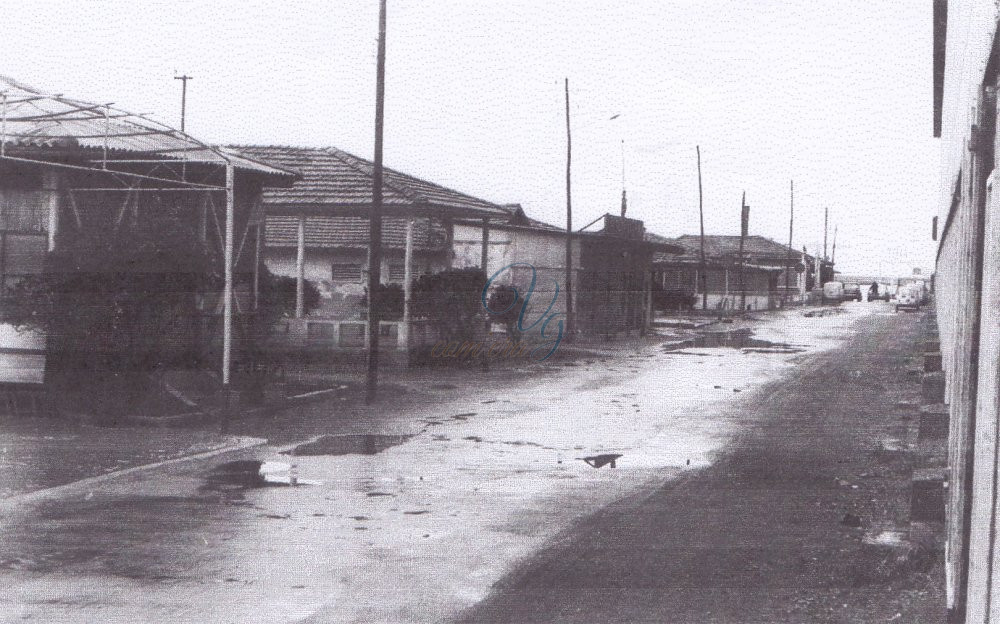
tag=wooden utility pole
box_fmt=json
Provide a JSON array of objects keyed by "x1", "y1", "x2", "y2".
[
  {"x1": 738, "y1": 192, "x2": 748, "y2": 313},
  {"x1": 785, "y1": 180, "x2": 794, "y2": 300},
  {"x1": 620, "y1": 139, "x2": 627, "y2": 217},
  {"x1": 831, "y1": 225, "x2": 838, "y2": 265},
  {"x1": 823, "y1": 206, "x2": 829, "y2": 260},
  {"x1": 697, "y1": 146, "x2": 706, "y2": 311},
  {"x1": 564, "y1": 78, "x2": 574, "y2": 340},
  {"x1": 174, "y1": 74, "x2": 193, "y2": 133},
  {"x1": 365, "y1": 0, "x2": 387, "y2": 404}
]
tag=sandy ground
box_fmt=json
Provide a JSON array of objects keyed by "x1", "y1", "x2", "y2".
[{"x1": 0, "y1": 303, "x2": 883, "y2": 623}]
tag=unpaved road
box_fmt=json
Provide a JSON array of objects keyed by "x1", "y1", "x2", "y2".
[
  {"x1": 0, "y1": 303, "x2": 938, "y2": 623},
  {"x1": 456, "y1": 305, "x2": 945, "y2": 623}
]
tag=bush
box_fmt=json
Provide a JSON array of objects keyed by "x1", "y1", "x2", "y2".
[
  {"x1": 486, "y1": 283, "x2": 522, "y2": 342},
  {"x1": 412, "y1": 268, "x2": 486, "y2": 342},
  {"x1": 359, "y1": 283, "x2": 404, "y2": 321},
  {"x1": 653, "y1": 287, "x2": 697, "y2": 312}
]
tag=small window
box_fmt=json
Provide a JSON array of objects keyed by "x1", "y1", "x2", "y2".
[{"x1": 331, "y1": 262, "x2": 363, "y2": 282}]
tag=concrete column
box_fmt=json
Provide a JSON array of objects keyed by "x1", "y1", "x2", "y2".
[
  {"x1": 42, "y1": 170, "x2": 59, "y2": 251},
  {"x1": 295, "y1": 214, "x2": 306, "y2": 318},
  {"x1": 400, "y1": 218, "x2": 414, "y2": 352}
]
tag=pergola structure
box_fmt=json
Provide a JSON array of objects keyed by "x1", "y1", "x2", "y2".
[{"x1": 0, "y1": 76, "x2": 297, "y2": 387}]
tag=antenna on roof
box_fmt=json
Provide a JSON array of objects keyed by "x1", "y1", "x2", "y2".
[
  {"x1": 620, "y1": 139, "x2": 627, "y2": 217},
  {"x1": 174, "y1": 73, "x2": 193, "y2": 134}
]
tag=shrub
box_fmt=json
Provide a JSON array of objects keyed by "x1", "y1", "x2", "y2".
[
  {"x1": 411, "y1": 268, "x2": 486, "y2": 342},
  {"x1": 359, "y1": 283, "x2": 404, "y2": 321},
  {"x1": 486, "y1": 283, "x2": 522, "y2": 342}
]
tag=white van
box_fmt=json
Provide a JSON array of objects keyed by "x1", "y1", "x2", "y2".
[
  {"x1": 822, "y1": 281, "x2": 844, "y2": 303},
  {"x1": 896, "y1": 285, "x2": 921, "y2": 312}
]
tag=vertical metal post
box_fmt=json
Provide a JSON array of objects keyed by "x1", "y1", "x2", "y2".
[
  {"x1": 402, "y1": 218, "x2": 414, "y2": 352},
  {"x1": 481, "y1": 217, "x2": 491, "y2": 371},
  {"x1": 697, "y1": 146, "x2": 706, "y2": 310},
  {"x1": 786, "y1": 180, "x2": 794, "y2": 300},
  {"x1": 222, "y1": 164, "x2": 235, "y2": 386},
  {"x1": 738, "y1": 193, "x2": 748, "y2": 311},
  {"x1": 564, "y1": 78, "x2": 574, "y2": 340},
  {"x1": 1, "y1": 93, "x2": 7, "y2": 157},
  {"x1": 365, "y1": 0, "x2": 387, "y2": 404},
  {"x1": 253, "y1": 222, "x2": 262, "y2": 311},
  {"x1": 102, "y1": 105, "x2": 110, "y2": 169},
  {"x1": 296, "y1": 214, "x2": 306, "y2": 318}
]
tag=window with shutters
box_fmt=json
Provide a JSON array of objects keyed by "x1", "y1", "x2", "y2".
[
  {"x1": 1, "y1": 232, "x2": 46, "y2": 294},
  {"x1": 330, "y1": 262, "x2": 363, "y2": 282}
]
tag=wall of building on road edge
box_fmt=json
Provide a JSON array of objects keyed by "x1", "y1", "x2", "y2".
[{"x1": 934, "y1": 2, "x2": 1000, "y2": 621}]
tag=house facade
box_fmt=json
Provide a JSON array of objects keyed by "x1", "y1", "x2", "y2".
[
  {"x1": 652, "y1": 234, "x2": 825, "y2": 311},
  {"x1": 234, "y1": 145, "x2": 509, "y2": 351},
  {"x1": 454, "y1": 210, "x2": 683, "y2": 339}
]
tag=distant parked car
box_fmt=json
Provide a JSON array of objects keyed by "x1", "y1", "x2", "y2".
[
  {"x1": 822, "y1": 281, "x2": 844, "y2": 303},
  {"x1": 843, "y1": 283, "x2": 862, "y2": 302},
  {"x1": 896, "y1": 285, "x2": 922, "y2": 312}
]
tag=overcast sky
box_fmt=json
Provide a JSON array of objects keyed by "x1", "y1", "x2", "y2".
[{"x1": 2, "y1": 1, "x2": 937, "y2": 276}]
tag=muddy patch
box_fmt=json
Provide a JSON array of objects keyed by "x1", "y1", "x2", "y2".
[{"x1": 282, "y1": 434, "x2": 413, "y2": 456}]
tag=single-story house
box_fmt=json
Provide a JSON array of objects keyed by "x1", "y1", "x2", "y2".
[
  {"x1": 232, "y1": 145, "x2": 510, "y2": 351},
  {"x1": 651, "y1": 234, "x2": 827, "y2": 311}
]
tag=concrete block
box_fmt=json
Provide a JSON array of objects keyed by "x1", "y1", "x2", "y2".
[
  {"x1": 918, "y1": 404, "x2": 950, "y2": 440},
  {"x1": 911, "y1": 468, "x2": 947, "y2": 523},
  {"x1": 921, "y1": 372, "x2": 946, "y2": 403},
  {"x1": 924, "y1": 351, "x2": 943, "y2": 373}
]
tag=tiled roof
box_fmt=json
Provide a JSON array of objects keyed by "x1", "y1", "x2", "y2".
[
  {"x1": 673, "y1": 234, "x2": 810, "y2": 260},
  {"x1": 265, "y1": 215, "x2": 447, "y2": 251},
  {"x1": 0, "y1": 76, "x2": 296, "y2": 179},
  {"x1": 230, "y1": 145, "x2": 509, "y2": 218}
]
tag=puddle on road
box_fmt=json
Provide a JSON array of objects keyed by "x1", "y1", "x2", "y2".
[
  {"x1": 282, "y1": 434, "x2": 413, "y2": 457},
  {"x1": 663, "y1": 329, "x2": 805, "y2": 354}
]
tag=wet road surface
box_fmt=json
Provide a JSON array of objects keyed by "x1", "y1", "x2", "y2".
[
  {"x1": 455, "y1": 306, "x2": 945, "y2": 623},
  {"x1": 0, "y1": 305, "x2": 896, "y2": 623}
]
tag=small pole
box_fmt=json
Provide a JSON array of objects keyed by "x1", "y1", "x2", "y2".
[
  {"x1": 564, "y1": 78, "x2": 574, "y2": 340},
  {"x1": 223, "y1": 164, "x2": 235, "y2": 387},
  {"x1": 295, "y1": 214, "x2": 306, "y2": 318},
  {"x1": 402, "y1": 218, "x2": 414, "y2": 353},
  {"x1": 365, "y1": 0, "x2": 387, "y2": 404},
  {"x1": 481, "y1": 217, "x2": 491, "y2": 371},
  {"x1": 738, "y1": 192, "x2": 748, "y2": 313},
  {"x1": 620, "y1": 139, "x2": 627, "y2": 217},
  {"x1": 785, "y1": 180, "x2": 794, "y2": 301},
  {"x1": 697, "y1": 146, "x2": 706, "y2": 311},
  {"x1": 174, "y1": 74, "x2": 193, "y2": 133},
  {"x1": 1, "y1": 93, "x2": 7, "y2": 157},
  {"x1": 831, "y1": 225, "x2": 838, "y2": 265},
  {"x1": 253, "y1": 221, "x2": 262, "y2": 311},
  {"x1": 823, "y1": 206, "x2": 829, "y2": 261}
]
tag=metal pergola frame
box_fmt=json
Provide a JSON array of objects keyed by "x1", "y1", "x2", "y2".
[{"x1": 0, "y1": 83, "x2": 250, "y2": 387}]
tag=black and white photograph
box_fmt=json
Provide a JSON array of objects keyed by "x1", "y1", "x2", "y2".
[{"x1": 0, "y1": 1, "x2": 985, "y2": 622}]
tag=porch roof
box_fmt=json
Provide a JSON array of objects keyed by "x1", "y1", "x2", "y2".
[{"x1": 0, "y1": 76, "x2": 298, "y2": 183}]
